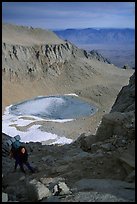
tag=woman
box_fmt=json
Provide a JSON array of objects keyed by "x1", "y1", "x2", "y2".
[{"x1": 10, "y1": 145, "x2": 35, "y2": 174}]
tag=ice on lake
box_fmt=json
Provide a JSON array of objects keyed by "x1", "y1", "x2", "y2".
[
  {"x1": 9, "y1": 95, "x2": 98, "y2": 120},
  {"x1": 2, "y1": 94, "x2": 98, "y2": 145}
]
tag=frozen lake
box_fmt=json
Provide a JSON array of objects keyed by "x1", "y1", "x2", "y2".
[
  {"x1": 9, "y1": 95, "x2": 97, "y2": 120},
  {"x1": 2, "y1": 94, "x2": 98, "y2": 145}
]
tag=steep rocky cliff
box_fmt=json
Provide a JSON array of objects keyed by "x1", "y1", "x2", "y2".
[
  {"x1": 110, "y1": 72, "x2": 135, "y2": 113},
  {"x1": 95, "y1": 72, "x2": 135, "y2": 142},
  {"x1": 76, "y1": 72, "x2": 135, "y2": 182},
  {"x1": 2, "y1": 32, "x2": 110, "y2": 82},
  {"x1": 77, "y1": 71, "x2": 135, "y2": 145}
]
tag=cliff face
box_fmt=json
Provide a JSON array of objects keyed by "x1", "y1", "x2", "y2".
[
  {"x1": 2, "y1": 41, "x2": 75, "y2": 79},
  {"x1": 110, "y1": 73, "x2": 135, "y2": 113},
  {"x1": 75, "y1": 72, "x2": 135, "y2": 189},
  {"x1": 2, "y1": 40, "x2": 111, "y2": 81},
  {"x1": 95, "y1": 72, "x2": 135, "y2": 141}
]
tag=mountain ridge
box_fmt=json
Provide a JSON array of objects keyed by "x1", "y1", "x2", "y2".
[
  {"x1": 2, "y1": 22, "x2": 64, "y2": 46},
  {"x1": 54, "y1": 27, "x2": 135, "y2": 68},
  {"x1": 54, "y1": 27, "x2": 135, "y2": 44}
]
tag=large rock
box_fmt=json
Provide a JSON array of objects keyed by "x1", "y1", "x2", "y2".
[
  {"x1": 95, "y1": 72, "x2": 135, "y2": 142},
  {"x1": 95, "y1": 111, "x2": 135, "y2": 141},
  {"x1": 120, "y1": 141, "x2": 135, "y2": 168},
  {"x1": 27, "y1": 179, "x2": 52, "y2": 201}
]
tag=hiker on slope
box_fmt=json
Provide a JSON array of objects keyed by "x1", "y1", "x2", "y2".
[{"x1": 7, "y1": 135, "x2": 35, "y2": 174}]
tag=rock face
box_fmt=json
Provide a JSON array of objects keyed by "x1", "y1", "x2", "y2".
[
  {"x1": 77, "y1": 72, "x2": 135, "y2": 184},
  {"x1": 111, "y1": 72, "x2": 135, "y2": 113},
  {"x1": 2, "y1": 36, "x2": 110, "y2": 81},
  {"x1": 96, "y1": 73, "x2": 135, "y2": 141},
  {"x1": 89, "y1": 50, "x2": 111, "y2": 64},
  {"x1": 2, "y1": 41, "x2": 75, "y2": 79}
]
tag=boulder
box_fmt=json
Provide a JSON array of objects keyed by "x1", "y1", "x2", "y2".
[{"x1": 27, "y1": 179, "x2": 52, "y2": 201}]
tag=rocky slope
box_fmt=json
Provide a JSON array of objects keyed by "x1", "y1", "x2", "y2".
[
  {"x1": 89, "y1": 50, "x2": 111, "y2": 64},
  {"x1": 2, "y1": 72, "x2": 135, "y2": 202}
]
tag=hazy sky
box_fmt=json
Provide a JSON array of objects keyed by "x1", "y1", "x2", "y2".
[{"x1": 2, "y1": 2, "x2": 135, "y2": 30}]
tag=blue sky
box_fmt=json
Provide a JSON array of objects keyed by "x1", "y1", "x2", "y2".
[{"x1": 2, "y1": 2, "x2": 135, "y2": 30}]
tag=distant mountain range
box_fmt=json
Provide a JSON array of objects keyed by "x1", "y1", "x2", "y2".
[
  {"x1": 54, "y1": 28, "x2": 135, "y2": 45},
  {"x1": 54, "y1": 28, "x2": 135, "y2": 68}
]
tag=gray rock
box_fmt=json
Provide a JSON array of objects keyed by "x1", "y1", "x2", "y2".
[
  {"x1": 2, "y1": 192, "x2": 8, "y2": 202},
  {"x1": 27, "y1": 179, "x2": 52, "y2": 201},
  {"x1": 111, "y1": 73, "x2": 135, "y2": 113}
]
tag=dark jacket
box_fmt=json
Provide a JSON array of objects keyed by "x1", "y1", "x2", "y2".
[{"x1": 10, "y1": 146, "x2": 28, "y2": 163}]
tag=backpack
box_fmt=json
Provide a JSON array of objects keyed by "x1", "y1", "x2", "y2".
[
  {"x1": 12, "y1": 140, "x2": 21, "y2": 149},
  {"x1": 11, "y1": 135, "x2": 21, "y2": 150}
]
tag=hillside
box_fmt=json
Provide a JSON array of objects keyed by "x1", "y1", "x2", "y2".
[{"x1": 2, "y1": 23, "x2": 64, "y2": 45}]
